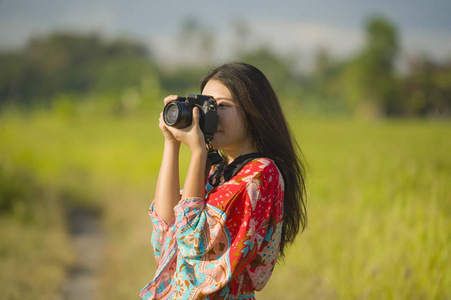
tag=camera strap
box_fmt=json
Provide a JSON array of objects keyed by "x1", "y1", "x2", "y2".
[
  {"x1": 207, "y1": 150, "x2": 272, "y2": 188},
  {"x1": 207, "y1": 149, "x2": 224, "y2": 188},
  {"x1": 222, "y1": 153, "x2": 269, "y2": 182}
]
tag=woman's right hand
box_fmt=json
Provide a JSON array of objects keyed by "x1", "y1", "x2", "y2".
[{"x1": 159, "y1": 95, "x2": 180, "y2": 145}]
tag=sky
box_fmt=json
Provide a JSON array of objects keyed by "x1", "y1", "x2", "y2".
[{"x1": 1, "y1": 0, "x2": 451, "y2": 69}]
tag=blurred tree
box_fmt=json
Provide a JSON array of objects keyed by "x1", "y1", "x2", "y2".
[
  {"x1": 338, "y1": 15, "x2": 400, "y2": 118},
  {"x1": 232, "y1": 19, "x2": 251, "y2": 56},
  {"x1": 402, "y1": 57, "x2": 451, "y2": 116},
  {"x1": 1, "y1": 18, "x2": 449, "y2": 118},
  {"x1": 0, "y1": 53, "x2": 28, "y2": 106},
  {"x1": 159, "y1": 66, "x2": 209, "y2": 95},
  {"x1": 240, "y1": 47, "x2": 298, "y2": 95},
  {"x1": 179, "y1": 18, "x2": 201, "y2": 44},
  {"x1": 312, "y1": 47, "x2": 333, "y2": 79},
  {"x1": 24, "y1": 34, "x2": 102, "y2": 96},
  {"x1": 306, "y1": 48, "x2": 349, "y2": 114},
  {"x1": 178, "y1": 18, "x2": 214, "y2": 65},
  {"x1": 0, "y1": 32, "x2": 156, "y2": 108}
]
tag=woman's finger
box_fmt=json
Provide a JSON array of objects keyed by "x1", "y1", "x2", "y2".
[
  {"x1": 192, "y1": 107, "x2": 200, "y2": 126},
  {"x1": 163, "y1": 95, "x2": 178, "y2": 105}
]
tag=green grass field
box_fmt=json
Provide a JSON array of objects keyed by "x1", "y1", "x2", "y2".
[{"x1": 0, "y1": 110, "x2": 449, "y2": 299}]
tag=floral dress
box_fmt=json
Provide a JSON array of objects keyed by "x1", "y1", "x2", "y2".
[{"x1": 139, "y1": 158, "x2": 284, "y2": 300}]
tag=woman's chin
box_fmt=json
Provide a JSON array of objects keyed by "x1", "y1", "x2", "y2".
[{"x1": 211, "y1": 139, "x2": 223, "y2": 150}]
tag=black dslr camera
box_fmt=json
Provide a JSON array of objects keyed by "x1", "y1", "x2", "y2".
[{"x1": 163, "y1": 94, "x2": 219, "y2": 141}]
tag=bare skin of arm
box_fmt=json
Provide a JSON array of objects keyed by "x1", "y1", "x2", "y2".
[{"x1": 153, "y1": 95, "x2": 206, "y2": 224}]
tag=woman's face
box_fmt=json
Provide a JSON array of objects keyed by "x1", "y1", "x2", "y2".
[{"x1": 202, "y1": 80, "x2": 252, "y2": 158}]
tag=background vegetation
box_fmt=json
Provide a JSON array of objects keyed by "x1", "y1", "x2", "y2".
[
  {"x1": 0, "y1": 14, "x2": 450, "y2": 299},
  {"x1": 1, "y1": 15, "x2": 450, "y2": 117}
]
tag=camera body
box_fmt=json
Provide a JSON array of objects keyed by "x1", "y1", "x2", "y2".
[{"x1": 163, "y1": 94, "x2": 219, "y2": 141}]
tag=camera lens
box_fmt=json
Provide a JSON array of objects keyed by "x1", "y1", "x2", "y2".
[
  {"x1": 163, "y1": 101, "x2": 193, "y2": 128},
  {"x1": 165, "y1": 104, "x2": 180, "y2": 124}
]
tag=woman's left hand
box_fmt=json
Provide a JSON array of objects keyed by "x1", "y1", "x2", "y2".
[{"x1": 165, "y1": 107, "x2": 206, "y2": 154}]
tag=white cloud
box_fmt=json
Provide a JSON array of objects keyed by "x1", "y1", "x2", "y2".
[
  {"x1": 249, "y1": 21, "x2": 364, "y2": 55},
  {"x1": 401, "y1": 30, "x2": 451, "y2": 61},
  {"x1": 149, "y1": 21, "x2": 366, "y2": 70},
  {"x1": 149, "y1": 19, "x2": 451, "y2": 73}
]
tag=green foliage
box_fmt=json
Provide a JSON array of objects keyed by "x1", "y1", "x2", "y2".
[
  {"x1": 158, "y1": 66, "x2": 210, "y2": 95},
  {"x1": 0, "y1": 32, "x2": 155, "y2": 107},
  {"x1": 363, "y1": 15, "x2": 399, "y2": 69},
  {"x1": 240, "y1": 47, "x2": 299, "y2": 94},
  {"x1": 0, "y1": 165, "x2": 31, "y2": 217},
  {"x1": 330, "y1": 15, "x2": 400, "y2": 118},
  {"x1": 401, "y1": 59, "x2": 451, "y2": 116},
  {"x1": 1, "y1": 13, "x2": 450, "y2": 118},
  {"x1": 0, "y1": 53, "x2": 28, "y2": 106},
  {"x1": 304, "y1": 14, "x2": 451, "y2": 118}
]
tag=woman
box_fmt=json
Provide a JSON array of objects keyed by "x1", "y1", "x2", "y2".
[{"x1": 140, "y1": 62, "x2": 307, "y2": 300}]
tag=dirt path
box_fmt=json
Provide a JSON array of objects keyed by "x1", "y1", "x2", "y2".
[{"x1": 61, "y1": 207, "x2": 105, "y2": 300}]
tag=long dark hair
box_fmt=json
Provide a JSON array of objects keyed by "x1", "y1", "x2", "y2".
[{"x1": 200, "y1": 62, "x2": 307, "y2": 257}]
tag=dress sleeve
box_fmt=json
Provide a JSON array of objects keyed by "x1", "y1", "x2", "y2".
[
  {"x1": 172, "y1": 161, "x2": 283, "y2": 298},
  {"x1": 148, "y1": 202, "x2": 174, "y2": 264}
]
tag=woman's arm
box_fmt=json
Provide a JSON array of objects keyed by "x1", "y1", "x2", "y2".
[
  {"x1": 171, "y1": 107, "x2": 207, "y2": 200},
  {"x1": 181, "y1": 145, "x2": 206, "y2": 200},
  {"x1": 153, "y1": 95, "x2": 182, "y2": 224},
  {"x1": 153, "y1": 96, "x2": 207, "y2": 223},
  {"x1": 153, "y1": 139, "x2": 181, "y2": 224}
]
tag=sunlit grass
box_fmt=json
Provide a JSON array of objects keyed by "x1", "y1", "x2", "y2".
[
  {"x1": 0, "y1": 111, "x2": 450, "y2": 299},
  {"x1": 259, "y1": 118, "x2": 451, "y2": 299}
]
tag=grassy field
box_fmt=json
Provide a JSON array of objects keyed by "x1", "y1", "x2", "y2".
[{"x1": 0, "y1": 110, "x2": 450, "y2": 299}]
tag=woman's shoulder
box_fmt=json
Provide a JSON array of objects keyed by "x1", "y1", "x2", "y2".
[
  {"x1": 235, "y1": 157, "x2": 282, "y2": 183},
  {"x1": 245, "y1": 157, "x2": 276, "y2": 170}
]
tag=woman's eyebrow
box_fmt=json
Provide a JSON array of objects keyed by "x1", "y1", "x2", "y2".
[{"x1": 215, "y1": 97, "x2": 234, "y2": 102}]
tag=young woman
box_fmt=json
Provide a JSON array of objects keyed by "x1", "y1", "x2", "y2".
[{"x1": 140, "y1": 62, "x2": 307, "y2": 300}]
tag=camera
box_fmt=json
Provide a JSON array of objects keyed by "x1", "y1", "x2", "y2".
[{"x1": 163, "y1": 94, "x2": 219, "y2": 141}]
